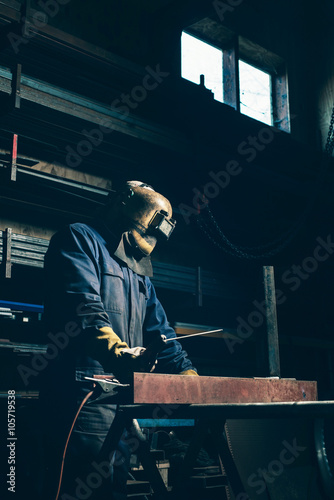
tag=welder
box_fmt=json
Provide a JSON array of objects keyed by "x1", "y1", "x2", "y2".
[{"x1": 39, "y1": 180, "x2": 197, "y2": 500}]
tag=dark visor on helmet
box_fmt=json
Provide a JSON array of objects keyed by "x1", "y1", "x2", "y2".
[{"x1": 148, "y1": 211, "x2": 176, "y2": 240}]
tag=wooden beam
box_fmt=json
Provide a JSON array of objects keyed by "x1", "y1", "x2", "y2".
[
  {"x1": 272, "y1": 70, "x2": 290, "y2": 132},
  {"x1": 2, "y1": 227, "x2": 12, "y2": 278},
  {"x1": 9, "y1": 132, "x2": 18, "y2": 181},
  {"x1": 223, "y1": 36, "x2": 239, "y2": 111},
  {"x1": 263, "y1": 265, "x2": 281, "y2": 377},
  {"x1": 11, "y1": 63, "x2": 21, "y2": 109}
]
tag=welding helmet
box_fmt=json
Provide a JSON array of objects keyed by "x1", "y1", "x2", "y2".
[{"x1": 119, "y1": 181, "x2": 176, "y2": 256}]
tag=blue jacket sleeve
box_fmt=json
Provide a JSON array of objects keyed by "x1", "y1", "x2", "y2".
[
  {"x1": 44, "y1": 224, "x2": 111, "y2": 334},
  {"x1": 143, "y1": 278, "x2": 196, "y2": 374}
]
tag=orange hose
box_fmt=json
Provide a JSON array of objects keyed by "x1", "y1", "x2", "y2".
[{"x1": 55, "y1": 388, "x2": 94, "y2": 500}]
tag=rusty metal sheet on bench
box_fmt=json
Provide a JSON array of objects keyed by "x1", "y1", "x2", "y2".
[{"x1": 132, "y1": 373, "x2": 318, "y2": 405}]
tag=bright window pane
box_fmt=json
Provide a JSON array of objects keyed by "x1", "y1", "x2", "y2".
[
  {"x1": 239, "y1": 60, "x2": 272, "y2": 125},
  {"x1": 181, "y1": 32, "x2": 223, "y2": 103}
]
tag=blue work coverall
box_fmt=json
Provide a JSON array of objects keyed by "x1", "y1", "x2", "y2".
[{"x1": 39, "y1": 222, "x2": 195, "y2": 499}]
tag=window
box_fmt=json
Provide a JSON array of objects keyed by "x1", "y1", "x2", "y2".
[
  {"x1": 239, "y1": 60, "x2": 272, "y2": 125},
  {"x1": 181, "y1": 32, "x2": 223, "y2": 102},
  {"x1": 181, "y1": 29, "x2": 289, "y2": 132}
]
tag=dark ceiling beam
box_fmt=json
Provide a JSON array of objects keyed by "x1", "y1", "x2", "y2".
[
  {"x1": 150, "y1": 0, "x2": 215, "y2": 30},
  {"x1": 0, "y1": 3, "x2": 143, "y2": 74}
]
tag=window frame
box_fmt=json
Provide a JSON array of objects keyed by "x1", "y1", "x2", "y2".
[{"x1": 181, "y1": 24, "x2": 290, "y2": 133}]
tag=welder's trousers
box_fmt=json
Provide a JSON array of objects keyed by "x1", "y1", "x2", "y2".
[{"x1": 41, "y1": 386, "x2": 130, "y2": 500}]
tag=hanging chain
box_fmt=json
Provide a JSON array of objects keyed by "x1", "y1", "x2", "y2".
[
  {"x1": 206, "y1": 207, "x2": 297, "y2": 253},
  {"x1": 196, "y1": 206, "x2": 301, "y2": 260},
  {"x1": 195, "y1": 212, "x2": 250, "y2": 259},
  {"x1": 196, "y1": 103, "x2": 334, "y2": 261},
  {"x1": 325, "y1": 104, "x2": 334, "y2": 157}
]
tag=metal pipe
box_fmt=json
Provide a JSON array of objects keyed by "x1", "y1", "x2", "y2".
[{"x1": 166, "y1": 328, "x2": 224, "y2": 342}]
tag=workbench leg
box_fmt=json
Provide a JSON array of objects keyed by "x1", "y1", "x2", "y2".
[
  {"x1": 136, "y1": 438, "x2": 169, "y2": 498},
  {"x1": 176, "y1": 419, "x2": 208, "y2": 481},
  {"x1": 210, "y1": 421, "x2": 247, "y2": 498},
  {"x1": 171, "y1": 419, "x2": 218, "y2": 500},
  {"x1": 97, "y1": 411, "x2": 169, "y2": 498}
]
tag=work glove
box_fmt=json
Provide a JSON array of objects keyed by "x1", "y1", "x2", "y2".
[
  {"x1": 86, "y1": 327, "x2": 167, "y2": 383},
  {"x1": 179, "y1": 370, "x2": 199, "y2": 376},
  {"x1": 86, "y1": 326, "x2": 149, "y2": 383}
]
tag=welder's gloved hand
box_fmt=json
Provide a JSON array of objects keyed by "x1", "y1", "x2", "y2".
[
  {"x1": 122, "y1": 346, "x2": 158, "y2": 373},
  {"x1": 86, "y1": 326, "x2": 148, "y2": 383},
  {"x1": 179, "y1": 370, "x2": 199, "y2": 376}
]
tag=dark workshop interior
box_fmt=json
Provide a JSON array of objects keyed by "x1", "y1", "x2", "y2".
[{"x1": 1, "y1": 0, "x2": 334, "y2": 499}]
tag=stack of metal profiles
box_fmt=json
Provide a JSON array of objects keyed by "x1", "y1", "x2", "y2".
[{"x1": 0, "y1": 229, "x2": 236, "y2": 298}]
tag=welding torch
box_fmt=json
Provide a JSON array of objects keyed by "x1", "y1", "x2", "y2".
[{"x1": 137, "y1": 327, "x2": 224, "y2": 372}]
